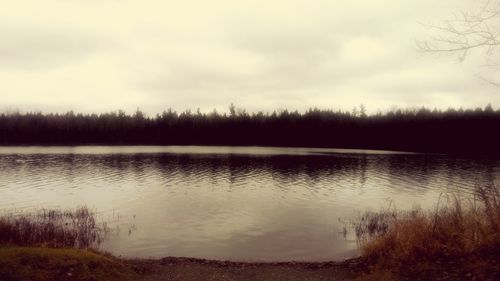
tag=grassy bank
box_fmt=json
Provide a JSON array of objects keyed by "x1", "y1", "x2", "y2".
[
  {"x1": 0, "y1": 207, "x2": 135, "y2": 281},
  {"x1": 0, "y1": 246, "x2": 137, "y2": 281},
  {"x1": 0, "y1": 247, "x2": 363, "y2": 281},
  {"x1": 353, "y1": 185, "x2": 500, "y2": 280}
]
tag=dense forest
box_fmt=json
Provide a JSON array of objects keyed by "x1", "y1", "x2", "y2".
[{"x1": 0, "y1": 104, "x2": 499, "y2": 154}]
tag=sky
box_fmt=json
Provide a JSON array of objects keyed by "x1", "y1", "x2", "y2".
[{"x1": 1, "y1": 0, "x2": 499, "y2": 115}]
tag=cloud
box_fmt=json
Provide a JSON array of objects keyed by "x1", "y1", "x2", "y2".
[
  {"x1": 0, "y1": 0, "x2": 499, "y2": 114},
  {"x1": 0, "y1": 24, "x2": 107, "y2": 70}
]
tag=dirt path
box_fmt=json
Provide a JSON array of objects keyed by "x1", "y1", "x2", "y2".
[{"x1": 131, "y1": 257, "x2": 365, "y2": 281}]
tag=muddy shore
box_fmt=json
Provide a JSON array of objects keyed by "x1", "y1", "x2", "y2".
[{"x1": 129, "y1": 256, "x2": 367, "y2": 281}]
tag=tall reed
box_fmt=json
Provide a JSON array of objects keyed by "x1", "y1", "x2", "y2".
[
  {"x1": 0, "y1": 206, "x2": 110, "y2": 248},
  {"x1": 352, "y1": 185, "x2": 500, "y2": 279}
]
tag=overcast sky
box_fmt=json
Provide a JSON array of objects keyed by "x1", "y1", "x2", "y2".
[{"x1": 1, "y1": 0, "x2": 499, "y2": 114}]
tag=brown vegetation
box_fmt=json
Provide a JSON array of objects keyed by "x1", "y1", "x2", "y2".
[
  {"x1": 0, "y1": 207, "x2": 137, "y2": 281},
  {"x1": 353, "y1": 185, "x2": 500, "y2": 280},
  {"x1": 0, "y1": 206, "x2": 109, "y2": 248}
]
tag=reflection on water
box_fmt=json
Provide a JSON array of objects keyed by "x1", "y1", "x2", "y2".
[{"x1": 0, "y1": 146, "x2": 498, "y2": 261}]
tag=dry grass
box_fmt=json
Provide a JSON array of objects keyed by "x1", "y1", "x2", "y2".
[
  {"x1": 0, "y1": 206, "x2": 110, "y2": 248},
  {"x1": 0, "y1": 207, "x2": 137, "y2": 281},
  {"x1": 353, "y1": 185, "x2": 500, "y2": 280}
]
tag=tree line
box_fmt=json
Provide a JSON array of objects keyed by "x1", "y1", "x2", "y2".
[{"x1": 0, "y1": 104, "x2": 499, "y2": 154}]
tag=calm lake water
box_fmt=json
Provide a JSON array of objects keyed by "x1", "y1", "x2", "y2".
[{"x1": 0, "y1": 146, "x2": 499, "y2": 261}]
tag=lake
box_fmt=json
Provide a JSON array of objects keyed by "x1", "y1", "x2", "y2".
[{"x1": 0, "y1": 146, "x2": 498, "y2": 261}]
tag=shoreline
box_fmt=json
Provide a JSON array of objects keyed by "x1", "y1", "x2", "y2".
[
  {"x1": 128, "y1": 254, "x2": 366, "y2": 281},
  {"x1": 3, "y1": 245, "x2": 498, "y2": 281},
  {"x1": 130, "y1": 255, "x2": 367, "y2": 268},
  {"x1": 0, "y1": 245, "x2": 365, "y2": 281}
]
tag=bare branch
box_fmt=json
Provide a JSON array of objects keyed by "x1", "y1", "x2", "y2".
[
  {"x1": 418, "y1": 0, "x2": 500, "y2": 85},
  {"x1": 418, "y1": 0, "x2": 500, "y2": 59}
]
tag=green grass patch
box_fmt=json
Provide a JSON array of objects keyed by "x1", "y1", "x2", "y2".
[{"x1": 0, "y1": 245, "x2": 137, "y2": 281}]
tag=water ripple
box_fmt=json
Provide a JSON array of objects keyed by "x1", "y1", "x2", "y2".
[{"x1": 0, "y1": 146, "x2": 498, "y2": 261}]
